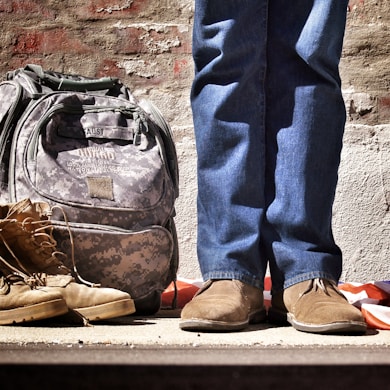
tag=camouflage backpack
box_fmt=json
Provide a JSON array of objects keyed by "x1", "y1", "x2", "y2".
[{"x1": 0, "y1": 64, "x2": 179, "y2": 314}]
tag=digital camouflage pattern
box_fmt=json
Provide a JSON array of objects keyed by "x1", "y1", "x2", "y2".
[
  {"x1": 54, "y1": 223, "x2": 174, "y2": 299},
  {"x1": 0, "y1": 65, "x2": 179, "y2": 308}
]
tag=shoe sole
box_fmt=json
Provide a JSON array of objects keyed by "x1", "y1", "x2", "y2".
[
  {"x1": 268, "y1": 307, "x2": 367, "y2": 334},
  {"x1": 0, "y1": 299, "x2": 68, "y2": 325},
  {"x1": 74, "y1": 298, "x2": 136, "y2": 321},
  {"x1": 287, "y1": 313, "x2": 367, "y2": 334},
  {"x1": 180, "y1": 308, "x2": 267, "y2": 332}
]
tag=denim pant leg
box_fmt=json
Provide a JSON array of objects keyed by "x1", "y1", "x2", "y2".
[
  {"x1": 191, "y1": 0, "x2": 269, "y2": 289},
  {"x1": 263, "y1": 0, "x2": 349, "y2": 291}
]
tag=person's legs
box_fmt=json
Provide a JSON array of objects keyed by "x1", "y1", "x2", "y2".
[
  {"x1": 191, "y1": 0, "x2": 268, "y2": 289},
  {"x1": 180, "y1": 0, "x2": 268, "y2": 331},
  {"x1": 181, "y1": 0, "x2": 366, "y2": 334},
  {"x1": 263, "y1": 0, "x2": 348, "y2": 291},
  {"x1": 264, "y1": 0, "x2": 366, "y2": 333}
]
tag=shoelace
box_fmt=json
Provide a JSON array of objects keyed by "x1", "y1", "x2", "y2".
[
  {"x1": 0, "y1": 252, "x2": 46, "y2": 289},
  {"x1": 303, "y1": 278, "x2": 345, "y2": 298},
  {"x1": 1, "y1": 204, "x2": 99, "y2": 288},
  {"x1": 48, "y1": 205, "x2": 100, "y2": 287},
  {"x1": 20, "y1": 216, "x2": 67, "y2": 266}
]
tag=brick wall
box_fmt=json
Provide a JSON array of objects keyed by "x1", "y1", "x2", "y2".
[
  {"x1": 1, "y1": 1, "x2": 388, "y2": 125},
  {"x1": 0, "y1": 0, "x2": 194, "y2": 126},
  {"x1": 342, "y1": 0, "x2": 390, "y2": 124}
]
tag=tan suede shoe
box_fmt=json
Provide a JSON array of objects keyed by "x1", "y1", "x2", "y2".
[
  {"x1": 0, "y1": 274, "x2": 68, "y2": 325},
  {"x1": 269, "y1": 278, "x2": 367, "y2": 334},
  {"x1": 180, "y1": 279, "x2": 266, "y2": 331}
]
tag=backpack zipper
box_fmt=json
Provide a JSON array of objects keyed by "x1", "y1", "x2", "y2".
[{"x1": 26, "y1": 103, "x2": 145, "y2": 162}]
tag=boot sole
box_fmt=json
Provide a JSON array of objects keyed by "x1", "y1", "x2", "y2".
[
  {"x1": 287, "y1": 313, "x2": 367, "y2": 334},
  {"x1": 74, "y1": 298, "x2": 136, "y2": 321},
  {"x1": 180, "y1": 308, "x2": 267, "y2": 332},
  {"x1": 268, "y1": 307, "x2": 367, "y2": 334},
  {"x1": 0, "y1": 299, "x2": 68, "y2": 325}
]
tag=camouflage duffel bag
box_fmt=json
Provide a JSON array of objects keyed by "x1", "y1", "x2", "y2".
[{"x1": 0, "y1": 64, "x2": 179, "y2": 314}]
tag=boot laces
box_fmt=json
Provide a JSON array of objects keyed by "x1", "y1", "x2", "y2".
[
  {"x1": 1, "y1": 203, "x2": 99, "y2": 288},
  {"x1": 0, "y1": 255, "x2": 46, "y2": 289},
  {"x1": 48, "y1": 205, "x2": 99, "y2": 287},
  {"x1": 21, "y1": 216, "x2": 67, "y2": 266}
]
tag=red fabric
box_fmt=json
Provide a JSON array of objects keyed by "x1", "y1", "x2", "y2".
[
  {"x1": 339, "y1": 281, "x2": 390, "y2": 329},
  {"x1": 161, "y1": 279, "x2": 201, "y2": 309}
]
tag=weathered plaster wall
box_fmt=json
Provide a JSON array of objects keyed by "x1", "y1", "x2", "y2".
[{"x1": 335, "y1": 0, "x2": 390, "y2": 282}]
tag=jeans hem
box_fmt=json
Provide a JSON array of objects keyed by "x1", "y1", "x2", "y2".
[
  {"x1": 202, "y1": 272, "x2": 264, "y2": 290},
  {"x1": 283, "y1": 272, "x2": 338, "y2": 291}
]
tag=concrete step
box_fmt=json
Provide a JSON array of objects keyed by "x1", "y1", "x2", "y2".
[{"x1": 0, "y1": 310, "x2": 389, "y2": 389}]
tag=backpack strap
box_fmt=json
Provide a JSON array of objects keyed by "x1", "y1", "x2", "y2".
[{"x1": 15, "y1": 64, "x2": 120, "y2": 92}]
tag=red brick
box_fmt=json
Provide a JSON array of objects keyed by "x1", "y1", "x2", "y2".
[
  {"x1": 378, "y1": 95, "x2": 390, "y2": 122},
  {"x1": 173, "y1": 58, "x2": 191, "y2": 77},
  {"x1": 96, "y1": 59, "x2": 126, "y2": 78},
  {"x1": 0, "y1": 0, "x2": 54, "y2": 18},
  {"x1": 13, "y1": 29, "x2": 92, "y2": 55},
  {"x1": 0, "y1": 0, "x2": 12, "y2": 11},
  {"x1": 8, "y1": 56, "x2": 45, "y2": 72},
  {"x1": 379, "y1": 96, "x2": 390, "y2": 108},
  {"x1": 127, "y1": 76, "x2": 164, "y2": 90},
  {"x1": 115, "y1": 26, "x2": 191, "y2": 55},
  {"x1": 115, "y1": 28, "x2": 145, "y2": 54}
]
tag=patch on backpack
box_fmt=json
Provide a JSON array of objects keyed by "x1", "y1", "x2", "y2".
[{"x1": 86, "y1": 176, "x2": 114, "y2": 200}]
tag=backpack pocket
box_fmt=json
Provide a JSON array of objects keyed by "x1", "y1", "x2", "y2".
[{"x1": 53, "y1": 222, "x2": 174, "y2": 301}]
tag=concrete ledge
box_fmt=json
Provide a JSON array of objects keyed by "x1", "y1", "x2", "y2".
[
  {"x1": 1, "y1": 310, "x2": 390, "y2": 389},
  {"x1": 1, "y1": 309, "x2": 390, "y2": 347},
  {"x1": 1, "y1": 344, "x2": 390, "y2": 390}
]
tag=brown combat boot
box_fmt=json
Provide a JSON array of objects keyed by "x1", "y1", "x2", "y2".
[
  {"x1": 180, "y1": 279, "x2": 266, "y2": 331},
  {"x1": 0, "y1": 199, "x2": 135, "y2": 322},
  {"x1": 269, "y1": 278, "x2": 367, "y2": 334}
]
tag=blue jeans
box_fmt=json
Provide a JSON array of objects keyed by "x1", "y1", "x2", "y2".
[{"x1": 191, "y1": 0, "x2": 349, "y2": 292}]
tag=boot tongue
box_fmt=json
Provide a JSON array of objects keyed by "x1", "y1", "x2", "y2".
[
  {"x1": 38, "y1": 273, "x2": 74, "y2": 287},
  {"x1": 40, "y1": 262, "x2": 72, "y2": 276},
  {"x1": 6, "y1": 199, "x2": 51, "y2": 226},
  {"x1": 6, "y1": 199, "x2": 36, "y2": 221}
]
